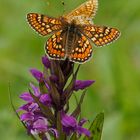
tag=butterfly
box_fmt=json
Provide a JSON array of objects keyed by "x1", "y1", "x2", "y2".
[{"x1": 27, "y1": 0, "x2": 120, "y2": 64}]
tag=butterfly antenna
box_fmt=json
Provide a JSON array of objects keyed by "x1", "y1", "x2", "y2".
[{"x1": 61, "y1": 0, "x2": 66, "y2": 15}]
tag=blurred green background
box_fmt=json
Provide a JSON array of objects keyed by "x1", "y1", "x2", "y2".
[{"x1": 0, "y1": 0, "x2": 140, "y2": 139}]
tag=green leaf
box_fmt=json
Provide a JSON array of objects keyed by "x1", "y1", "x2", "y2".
[
  {"x1": 39, "y1": 80, "x2": 48, "y2": 94},
  {"x1": 84, "y1": 112, "x2": 104, "y2": 140},
  {"x1": 56, "y1": 111, "x2": 66, "y2": 140},
  {"x1": 50, "y1": 60, "x2": 65, "y2": 87},
  {"x1": 71, "y1": 90, "x2": 86, "y2": 118},
  {"x1": 62, "y1": 65, "x2": 80, "y2": 103},
  {"x1": 38, "y1": 133, "x2": 48, "y2": 140},
  {"x1": 65, "y1": 101, "x2": 69, "y2": 113},
  {"x1": 70, "y1": 133, "x2": 78, "y2": 140},
  {"x1": 43, "y1": 65, "x2": 50, "y2": 80},
  {"x1": 49, "y1": 79, "x2": 60, "y2": 107}
]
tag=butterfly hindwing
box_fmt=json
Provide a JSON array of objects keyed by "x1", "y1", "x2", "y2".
[
  {"x1": 45, "y1": 30, "x2": 66, "y2": 60},
  {"x1": 27, "y1": 13, "x2": 62, "y2": 36},
  {"x1": 82, "y1": 25, "x2": 120, "y2": 47},
  {"x1": 69, "y1": 33, "x2": 93, "y2": 63}
]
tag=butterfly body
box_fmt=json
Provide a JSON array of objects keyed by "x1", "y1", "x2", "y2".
[
  {"x1": 27, "y1": 0, "x2": 120, "y2": 63},
  {"x1": 44, "y1": 18, "x2": 92, "y2": 63},
  {"x1": 61, "y1": 20, "x2": 81, "y2": 54}
]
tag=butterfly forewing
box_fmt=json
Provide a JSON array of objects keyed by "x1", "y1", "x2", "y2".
[
  {"x1": 82, "y1": 25, "x2": 120, "y2": 47},
  {"x1": 45, "y1": 30, "x2": 66, "y2": 60},
  {"x1": 27, "y1": 13, "x2": 62, "y2": 36},
  {"x1": 69, "y1": 33, "x2": 93, "y2": 63},
  {"x1": 64, "y1": 0, "x2": 98, "y2": 24}
]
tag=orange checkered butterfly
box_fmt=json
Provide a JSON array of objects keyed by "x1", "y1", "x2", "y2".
[{"x1": 27, "y1": 0, "x2": 120, "y2": 64}]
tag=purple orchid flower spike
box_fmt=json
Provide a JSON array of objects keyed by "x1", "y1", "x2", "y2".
[
  {"x1": 33, "y1": 117, "x2": 48, "y2": 132},
  {"x1": 61, "y1": 112, "x2": 91, "y2": 137},
  {"x1": 30, "y1": 68, "x2": 43, "y2": 82},
  {"x1": 39, "y1": 94, "x2": 52, "y2": 106},
  {"x1": 42, "y1": 56, "x2": 51, "y2": 69},
  {"x1": 18, "y1": 55, "x2": 94, "y2": 140},
  {"x1": 19, "y1": 92, "x2": 34, "y2": 102},
  {"x1": 74, "y1": 80, "x2": 95, "y2": 91},
  {"x1": 30, "y1": 68, "x2": 50, "y2": 90},
  {"x1": 19, "y1": 83, "x2": 40, "y2": 103},
  {"x1": 33, "y1": 117, "x2": 58, "y2": 138},
  {"x1": 20, "y1": 112, "x2": 34, "y2": 121}
]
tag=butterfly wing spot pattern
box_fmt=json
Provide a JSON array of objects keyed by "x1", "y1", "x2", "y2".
[
  {"x1": 82, "y1": 26, "x2": 120, "y2": 47},
  {"x1": 27, "y1": 13, "x2": 62, "y2": 36},
  {"x1": 45, "y1": 30, "x2": 66, "y2": 60},
  {"x1": 64, "y1": 0, "x2": 98, "y2": 24},
  {"x1": 69, "y1": 34, "x2": 93, "y2": 63}
]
